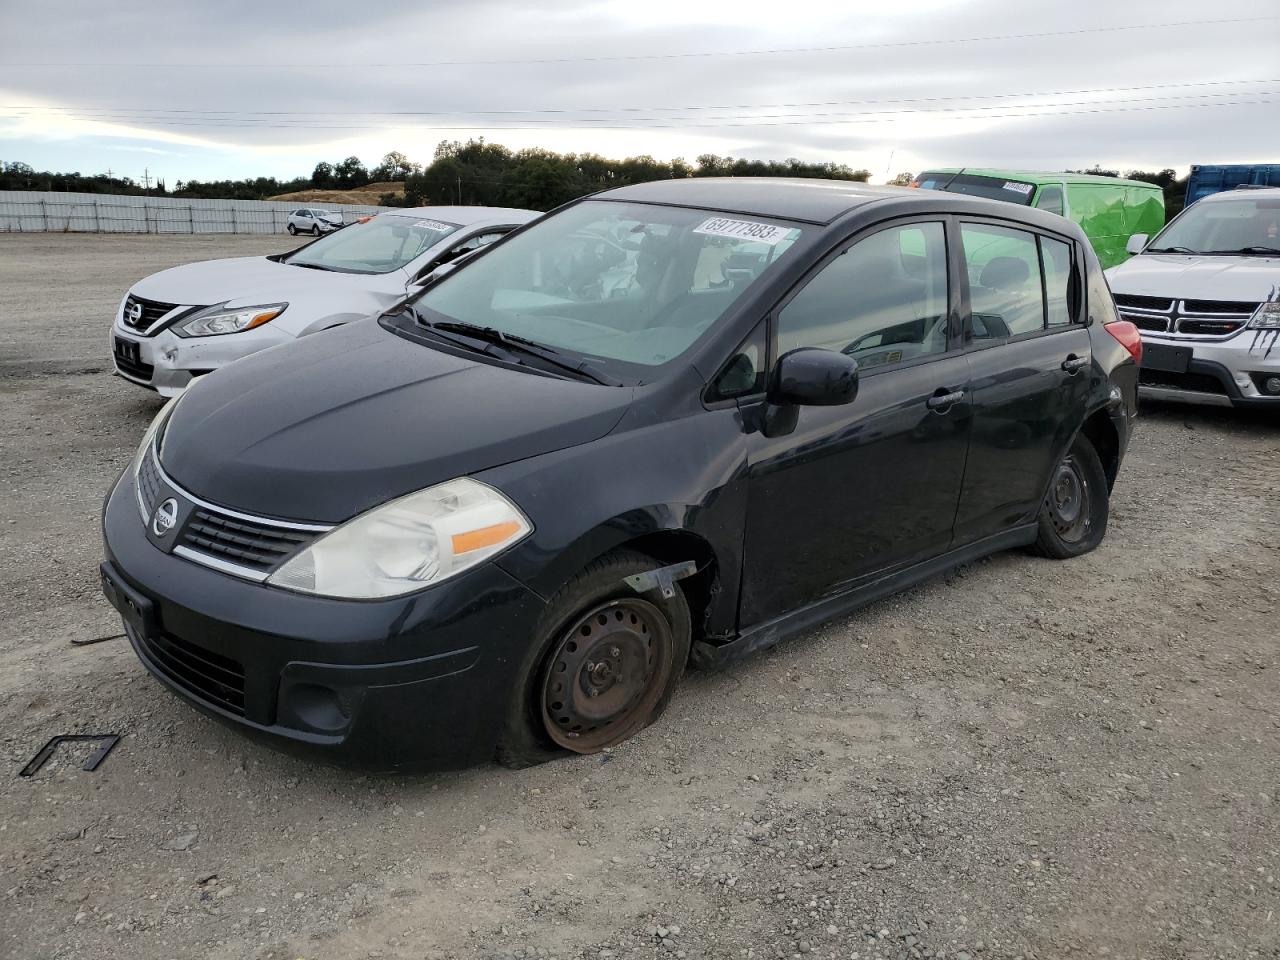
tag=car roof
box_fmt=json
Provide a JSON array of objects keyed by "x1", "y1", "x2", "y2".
[
  {"x1": 921, "y1": 168, "x2": 1161, "y2": 190},
  {"x1": 592, "y1": 177, "x2": 913, "y2": 225},
  {"x1": 379, "y1": 205, "x2": 539, "y2": 226},
  {"x1": 1196, "y1": 186, "x2": 1280, "y2": 201}
]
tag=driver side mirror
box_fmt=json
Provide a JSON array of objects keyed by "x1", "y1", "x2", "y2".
[
  {"x1": 409, "y1": 259, "x2": 461, "y2": 291},
  {"x1": 1125, "y1": 233, "x2": 1149, "y2": 255},
  {"x1": 769, "y1": 348, "x2": 860, "y2": 407}
]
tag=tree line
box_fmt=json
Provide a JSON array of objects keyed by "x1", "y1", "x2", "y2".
[
  {"x1": 0, "y1": 146, "x2": 869, "y2": 209},
  {"x1": 1, "y1": 150, "x2": 1190, "y2": 214}
]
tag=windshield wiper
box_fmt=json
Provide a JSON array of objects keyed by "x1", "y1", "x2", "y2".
[
  {"x1": 409, "y1": 314, "x2": 620, "y2": 386},
  {"x1": 1145, "y1": 245, "x2": 1197, "y2": 254},
  {"x1": 288, "y1": 261, "x2": 336, "y2": 272},
  {"x1": 1204, "y1": 246, "x2": 1280, "y2": 256}
]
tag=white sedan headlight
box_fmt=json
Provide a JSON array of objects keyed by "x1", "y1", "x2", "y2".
[
  {"x1": 266, "y1": 478, "x2": 532, "y2": 599},
  {"x1": 1249, "y1": 301, "x2": 1280, "y2": 330},
  {"x1": 176, "y1": 302, "x2": 287, "y2": 337}
]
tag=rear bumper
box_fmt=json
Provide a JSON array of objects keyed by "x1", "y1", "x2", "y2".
[{"x1": 102, "y1": 470, "x2": 547, "y2": 771}]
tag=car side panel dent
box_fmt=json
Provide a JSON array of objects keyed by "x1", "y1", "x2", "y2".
[{"x1": 484, "y1": 405, "x2": 750, "y2": 642}]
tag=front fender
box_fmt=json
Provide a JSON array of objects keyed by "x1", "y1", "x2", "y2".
[{"x1": 481, "y1": 406, "x2": 750, "y2": 638}]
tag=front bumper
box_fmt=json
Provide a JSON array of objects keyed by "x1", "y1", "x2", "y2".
[
  {"x1": 110, "y1": 320, "x2": 295, "y2": 398},
  {"x1": 1138, "y1": 332, "x2": 1280, "y2": 408},
  {"x1": 101, "y1": 469, "x2": 547, "y2": 770}
]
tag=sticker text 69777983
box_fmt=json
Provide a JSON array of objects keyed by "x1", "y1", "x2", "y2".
[{"x1": 693, "y1": 217, "x2": 790, "y2": 246}]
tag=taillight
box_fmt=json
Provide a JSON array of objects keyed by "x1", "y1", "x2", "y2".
[{"x1": 1104, "y1": 319, "x2": 1142, "y2": 363}]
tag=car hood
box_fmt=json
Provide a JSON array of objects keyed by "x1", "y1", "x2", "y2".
[
  {"x1": 159, "y1": 319, "x2": 634, "y2": 523},
  {"x1": 1106, "y1": 253, "x2": 1280, "y2": 302},
  {"x1": 130, "y1": 256, "x2": 402, "y2": 311}
]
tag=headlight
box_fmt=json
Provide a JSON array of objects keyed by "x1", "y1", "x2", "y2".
[
  {"x1": 266, "y1": 478, "x2": 532, "y2": 599},
  {"x1": 175, "y1": 302, "x2": 287, "y2": 337},
  {"x1": 1249, "y1": 301, "x2": 1280, "y2": 329}
]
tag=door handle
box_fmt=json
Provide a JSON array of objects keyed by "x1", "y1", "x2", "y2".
[
  {"x1": 926, "y1": 388, "x2": 965, "y2": 410},
  {"x1": 1061, "y1": 354, "x2": 1090, "y2": 374}
]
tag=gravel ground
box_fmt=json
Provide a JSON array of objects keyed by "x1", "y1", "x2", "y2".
[{"x1": 1, "y1": 233, "x2": 1278, "y2": 960}]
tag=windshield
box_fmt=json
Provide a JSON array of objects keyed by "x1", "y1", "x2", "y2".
[
  {"x1": 412, "y1": 200, "x2": 804, "y2": 373},
  {"x1": 285, "y1": 214, "x2": 459, "y2": 274},
  {"x1": 1145, "y1": 196, "x2": 1280, "y2": 254},
  {"x1": 915, "y1": 172, "x2": 1037, "y2": 206}
]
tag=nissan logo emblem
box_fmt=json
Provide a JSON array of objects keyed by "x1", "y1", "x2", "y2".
[
  {"x1": 151, "y1": 498, "x2": 178, "y2": 537},
  {"x1": 126, "y1": 301, "x2": 144, "y2": 323}
]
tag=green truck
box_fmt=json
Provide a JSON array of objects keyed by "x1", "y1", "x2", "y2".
[{"x1": 912, "y1": 169, "x2": 1165, "y2": 268}]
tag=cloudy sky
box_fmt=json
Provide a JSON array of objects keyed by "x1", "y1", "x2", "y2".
[{"x1": 2, "y1": 1, "x2": 1278, "y2": 185}]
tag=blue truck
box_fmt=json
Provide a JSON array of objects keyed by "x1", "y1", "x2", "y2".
[{"x1": 1185, "y1": 164, "x2": 1280, "y2": 205}]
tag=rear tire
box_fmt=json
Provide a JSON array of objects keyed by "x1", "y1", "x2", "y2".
[
  {"x1": 497, "y1": 550, "x2": 691, "y2": 768},
  {"x1": 1031, "y1": 433, "x2": 1109, "y2": 559}
]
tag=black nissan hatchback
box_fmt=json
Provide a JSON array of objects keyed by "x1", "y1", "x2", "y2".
[{"x1": 102, "y1": 178, "x2": 1141, "y2": 771}]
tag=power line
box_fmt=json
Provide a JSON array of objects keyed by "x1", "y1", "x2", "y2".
[
  {"x1": 5, "y1": 96, "x2": 1271, "y2": 132},
  {"x1": 6, "y1": 78, "x2": 1278, "y2": 119},
  {"x1": 3, "y1": 16, "x2": 1276, "y2": 68}
]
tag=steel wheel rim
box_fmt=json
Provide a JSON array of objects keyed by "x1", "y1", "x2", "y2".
[
  {"x1": 540, "y1": 597, "x2": 673, "y2": 753},
  {"x1": 1048, "y1": 454, "x2": 1091, "y2": 543}
]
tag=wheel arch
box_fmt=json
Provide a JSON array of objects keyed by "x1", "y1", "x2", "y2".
[
  {"x1": 503, "y1": 519, "x2": 734, "y2": 650},
  {"x1": 1078, "y1": 405, "x2": 1121, "y2": 490}
]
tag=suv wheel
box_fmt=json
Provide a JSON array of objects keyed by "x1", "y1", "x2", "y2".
[
  {"x1": 312, "y1": 225, "x2": 321, "y2": 236},
  {"x1": 287, "y1": 223, "x2": 297, "y2": 235},
  {"x1": 1032, "y1": 433, "x2": 1109, "y2": 559},
  {"x1": 498, "y1": 550, "x2": 691, "y2": 767}
]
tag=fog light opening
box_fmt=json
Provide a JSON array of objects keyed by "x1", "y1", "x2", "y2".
[
  {"x1": 287, "y1": 682, "x2": 351, "y2": 733},
  {"x1": 1263, "y1": 376, "x2": 1280, "y2": 396}
]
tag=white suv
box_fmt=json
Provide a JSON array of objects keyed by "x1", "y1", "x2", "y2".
[
  {"x1": 1107, "y1": 187, "x2": 1280, "y2": 409},
  {"x1": 287, "y1": 208, "x2": 343, "y2": 236}
]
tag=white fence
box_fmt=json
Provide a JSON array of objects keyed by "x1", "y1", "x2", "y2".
[{"x1": 0, "y1": 191, "x2": 390, "y2": 235}]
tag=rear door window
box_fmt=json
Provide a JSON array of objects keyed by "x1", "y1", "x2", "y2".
[
  {"x1": 961, "y1": 223, "x2": 1077, "y2": 339},
  {"x1": 1040, "y1": 237, "x2": 1073, "y2": 326}
]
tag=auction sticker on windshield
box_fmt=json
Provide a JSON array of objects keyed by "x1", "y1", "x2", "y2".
[
  {"x1": 414, "y1": 219, "x2": 455, "y2": 232},
  {"x1": 1002, "y1": 182, "x2": 1034, "y2": 196},
  {"x1": 694, "y1": 217, "x2": 790, "y2": 245}
]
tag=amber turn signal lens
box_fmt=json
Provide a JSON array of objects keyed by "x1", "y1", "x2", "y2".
[{"x1": 452, "y1": 521, "x2": 522, "y2": 555}]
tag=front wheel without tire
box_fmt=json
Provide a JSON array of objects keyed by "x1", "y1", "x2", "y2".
[
  {"x1": 1031, "y1": 433, "x2": 1109, "y2": 559},
  {"x1": 498, "y1": 550, "x2": 691, "y2": 767}
]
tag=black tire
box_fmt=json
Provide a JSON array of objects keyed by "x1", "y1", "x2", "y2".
[
  {"x1": 312, "y1": 225, "x2": 321, "y2": 236},
  {"x1": 1031, "y1": 433, "x2": 1109, "y2": 559},
  {"x1": 497, "y1": 550, "x2": 692, "y2": 768},
  {"x1": 287, "y1": 224, "x2": 297, "y2": 236}
]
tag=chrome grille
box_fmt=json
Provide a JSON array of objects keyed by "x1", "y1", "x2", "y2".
[
  {"x1": 137, "y1": 448, "x2": 163, "y2": 515},
  {"x1": 1114, "y1": 296, "x2": 1259, "y2": 340},
  {"x1": 137, "y1": 443, "x2": 332, "y2": 581},
  {"x1": 181, "y1": 509, "x2": 315, "y2": 572},
  {"x1": 1114, "y1": 294, "x2": 1175, "y2": 312},
  {"x1": 122, "y1": 294, "x2": 181, "y2": 333}
]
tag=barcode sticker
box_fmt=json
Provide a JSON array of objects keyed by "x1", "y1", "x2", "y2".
[
  {"x1": 414, "y1": 219, "x2": 454, "y2": 232},
  {"x1": 1002, "y1": 182, "x2": 1034, "y2": 196},
  {"x1": 693, "y1": 217, "x2": 790, "y2": 245}
]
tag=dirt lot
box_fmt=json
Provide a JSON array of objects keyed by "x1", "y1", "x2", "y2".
[{"x1": 1, "y1": 234, "x2": 1278, "y2": 960}]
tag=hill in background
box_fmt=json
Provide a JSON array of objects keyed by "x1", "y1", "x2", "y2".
[{"x1": 267, "y1": 181, "x2": 405, "y2": 205}]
